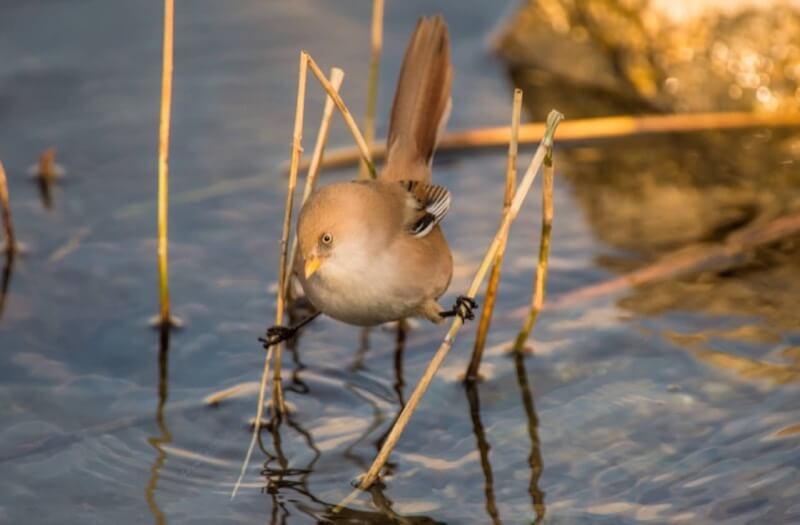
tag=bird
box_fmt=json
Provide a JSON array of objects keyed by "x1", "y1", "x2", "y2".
[{"x1": 263, "y1": 15, "x2": 476, "y2": 347}]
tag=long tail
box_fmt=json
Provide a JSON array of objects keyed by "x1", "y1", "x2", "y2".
[{"x1": 381, "y1": 15, "x2": 451, "y2": 183}]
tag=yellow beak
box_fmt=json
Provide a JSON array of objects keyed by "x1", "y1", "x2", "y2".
[{"x1": 304, "y1": 256, "x2": 322, "y2": 279}]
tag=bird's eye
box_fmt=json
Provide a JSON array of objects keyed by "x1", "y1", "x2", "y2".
[{"x1": 321, "y1": 233, "x2": 333, "y2": 245}]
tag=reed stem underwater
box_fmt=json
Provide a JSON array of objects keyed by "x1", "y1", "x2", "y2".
[
  {"x1": 0, "y1": 161, "x2": 15, "y2": 256},
  {"x1": 513, "y1": 141, "x2": 555, "y2": 352},
  {"x1": 359, "y1": 0, "x2": 384, "y2": 180},
  {"x1": 466, "y1": 88, "x2": 522, "y2": 381},
  {"x1": 352, "y1": 109, "x2": 564, "y2": 493},
  {"x1": 156, "y1": 0, "x2": 174, "y2": 327}
]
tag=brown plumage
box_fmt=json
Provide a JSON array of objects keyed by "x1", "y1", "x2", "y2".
[
  {"x1": 382, "y1": 15, "x2": 452, "y2": 183},
  {"x1": 294, "y1": 15, "x2": 454, "y2": 326}
]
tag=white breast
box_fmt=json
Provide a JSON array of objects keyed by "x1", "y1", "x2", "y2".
[{"x1": 299, "y1": 243, "x2": 422, "y2": 326}]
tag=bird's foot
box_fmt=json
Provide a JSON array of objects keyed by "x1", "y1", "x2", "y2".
[
  {"x1": 258, "y1": 325, "x2": 297, "y2": 349},
  {"x1": 258, "y1": 311, "x2": 322, "y2": 350},
  {"x1": 440, "y1": 295, "x2": 478, "y2": 322}
]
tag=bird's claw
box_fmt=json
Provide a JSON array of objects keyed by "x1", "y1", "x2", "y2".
[
  {"x1": 258, "y1": 325, "x2": 296, "y2": 349},
  {"x1": 440, "y1": 295, "x2": 478, "y2": 322}
]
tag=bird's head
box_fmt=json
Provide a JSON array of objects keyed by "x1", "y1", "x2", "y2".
[{"x1": 296, "y1": 182, "x2": 385, "y2": 280}]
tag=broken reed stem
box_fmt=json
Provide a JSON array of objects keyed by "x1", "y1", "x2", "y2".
[
  {"x1": 466, "y1": 88, "x2": 522, "y2": 381},
  {"x1": 358, "y1": 0, "x2": 384, "y2": 180},
  {"x1": 306, "y1": 55, "x2": 376, "y2": 178},
  {"x1": 512, "y1": 142, "x2": 555, "y2": 352},
  {"x1": 231, "y1": 346, "x2": 273, "y2": 499},
  {"x1": 272, "y1": 52, "x2": 310, "y2": 416},
  {"x1": 355, "y1": 110, "x2": 564, "y2": 492},
  {"x1": 156, "y1": 0, "x2": 174, "y2": 327},
  {"x1": 284, "y1": 67, "x2": 345, "y2": 299},
  {"x1": 295, "y1": 110, "x2": 800, "y2": 172},
  {"x1": 0, "y1": 161, "x2": 15, "y2": 256}
]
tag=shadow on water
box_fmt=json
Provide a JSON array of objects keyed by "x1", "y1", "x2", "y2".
[{"x1": 145, "y1": 326, "x2": 172, "y2": 525}]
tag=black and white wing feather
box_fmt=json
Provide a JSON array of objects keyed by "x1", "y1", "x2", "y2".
[{"x1": 400, "y1": 181, "x2": 451, "y2": 238}]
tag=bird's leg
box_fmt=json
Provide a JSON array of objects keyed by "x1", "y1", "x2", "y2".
[
  {"x1": 259, "y1": 311, "x2": 321, "y2": 349},
  {"x1": 440, "y1": 295, "x2": 478, "y2": 322}
]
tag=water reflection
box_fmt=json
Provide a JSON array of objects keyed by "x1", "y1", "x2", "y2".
[
  {"x1": 36, "y1": 175, "x2": 53, "y2": 210},
  {"x1": 145, "y1": 326, "x2": 172, "y2": 525},
  {"x1": 512, "y1": 351, "x2": 546, "y2": 524},
  {"x1": 0, "y1": 251, "x2": 13, "y2": 321},
  {"x1": 464, "y1": 380, "x2": 502, "y2": 525}
]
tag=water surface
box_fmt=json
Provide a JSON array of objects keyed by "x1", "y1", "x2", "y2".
[{"x1": 1, "y1": 1, "x2": 799, "y2": 524}]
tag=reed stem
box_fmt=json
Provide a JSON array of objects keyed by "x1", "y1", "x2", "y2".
[
  {"x1": 466, "y1": 88, "x2": 522, "y2": 381},
  {"x1": 306, "y1": 55, "x2": 376, "y2": 178},
  {"x1": 0, "y1": 161, "x2": 15, "y2": 256},
  {"x1": 359, "y1": 0, "x2": 384, "y2": 180},
  {"x1": 231, "y1": 345, "x2": 273, "y2": 499},
  {"x1": 156, "y1": 0, "x2": 174, "y2": 327},
  {"x1": 354, "y1": 109, "x2": 564, "y2": 492},
  {"x1": 284, "y1": 67, "x2": 345, "y2": 299},
  {"x1": 512, "y1": 141, "x2": 555, "y2": 352},
  {"x1": 272, "y1": 51, "x2": 309, "y2": 415},
  {"x1": 296, "y1": 110, "x2": 800, "y2": 172}
]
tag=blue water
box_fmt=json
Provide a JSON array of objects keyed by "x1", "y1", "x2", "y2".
[{"x1": 1, "y1": 1, "x2": 799, "y2": 524}]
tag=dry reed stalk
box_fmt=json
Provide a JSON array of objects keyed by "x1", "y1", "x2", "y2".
[
  {"x1": 466, "y1": 88, "x2": 523, "y2": 381},
  {"x1": 305, "y1": 55, "x2": 376, "y2": 178},
  {"x1": 37, "y1": 148, "x2": 63, "y2": 180},
  {"x1": 512, "y1": 140, "x2": 555, "y2": 352},
  {"x1": 284, "y1": 67, "x2": 345, "y2": 299},
  {"x1": 352, "y1": 109, "x2": 564, "y2": 493},
  {"x1": 295, "y1": 110, "x2": 800, "y2": 171},
  {"x1": 156, "y1": 0, "x2": 174, "y2": 327},
  {"x1": 231, "y1": 345, "x2": 273, "y2": 499},
  {"x1": 359, "y1": 0, "x2": 384, "y2": 180},
  {"x1": 272, "y1": 52, "x2": 310, "y2": 416},
  {"x1": 0, "y1": 161, "x2": 15, "y2": 256}
]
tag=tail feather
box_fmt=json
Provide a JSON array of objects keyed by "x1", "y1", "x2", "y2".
[{"x1": 381, "y1": 15, "x2": 451, "y2": 183}]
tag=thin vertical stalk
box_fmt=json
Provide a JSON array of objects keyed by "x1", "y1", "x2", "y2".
[
  {"x1": 156, "y1": 0, "x2": 174, "y2": 327},
  {"x1": 349, "y1": 110, "x2": 564, "y2": 494},
  {"x1": 466, "y1": 88, "x2": 522, "y2": 381},
  {"x1": 0, "y1": 161, "x2": 15, "y2": 256},
  {"x1": 284, "y1": 67, "x2": 345, "y2": 299},
  {"x1": 231, "y1": 346, "x2": 273, "y2": 499},
  {"x1": 359, "y1": 0, "x2": 384, "y2": 180},
  {"x1": 306, "y1": 55, "x2": 376, "y2": 178},
  {"x1": 272, "y1": 52, "x2": 309, "y2": 415},
  {"x1": 512, "y1": 142, "x2": 555, "y2": 352}
]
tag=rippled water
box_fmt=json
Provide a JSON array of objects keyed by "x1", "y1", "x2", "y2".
[{"x1": 1, "y1": 1, "x2": 799, "y2": 524}]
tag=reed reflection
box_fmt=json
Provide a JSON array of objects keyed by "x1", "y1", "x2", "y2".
[
  {"x1": 374, "y1": 322, "x2": 408, "y2": 479},
  {"x1": 145, "y1": 326, "x2": 172, "y2": 525},
  {"x1": 513, "y1": 350, "x2": 545, "y2": 524},
  {"x1": 464, "y1": 380, "x2": 502, "y2": 525},
  {"x1": 36, "y1": 176, "x2": 53, "y2": 211},
  {"x1": 0, "y1": 251, "x2": 14, "y2": 321}
]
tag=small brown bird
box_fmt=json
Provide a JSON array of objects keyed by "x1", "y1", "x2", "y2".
[{"x1": 264, "y1": 15, "x2": 475, "y2": 346}]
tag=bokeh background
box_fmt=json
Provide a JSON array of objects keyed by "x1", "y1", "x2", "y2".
[{"x1": 1, "y1": 0, "x2": 799, "y2": 523}]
